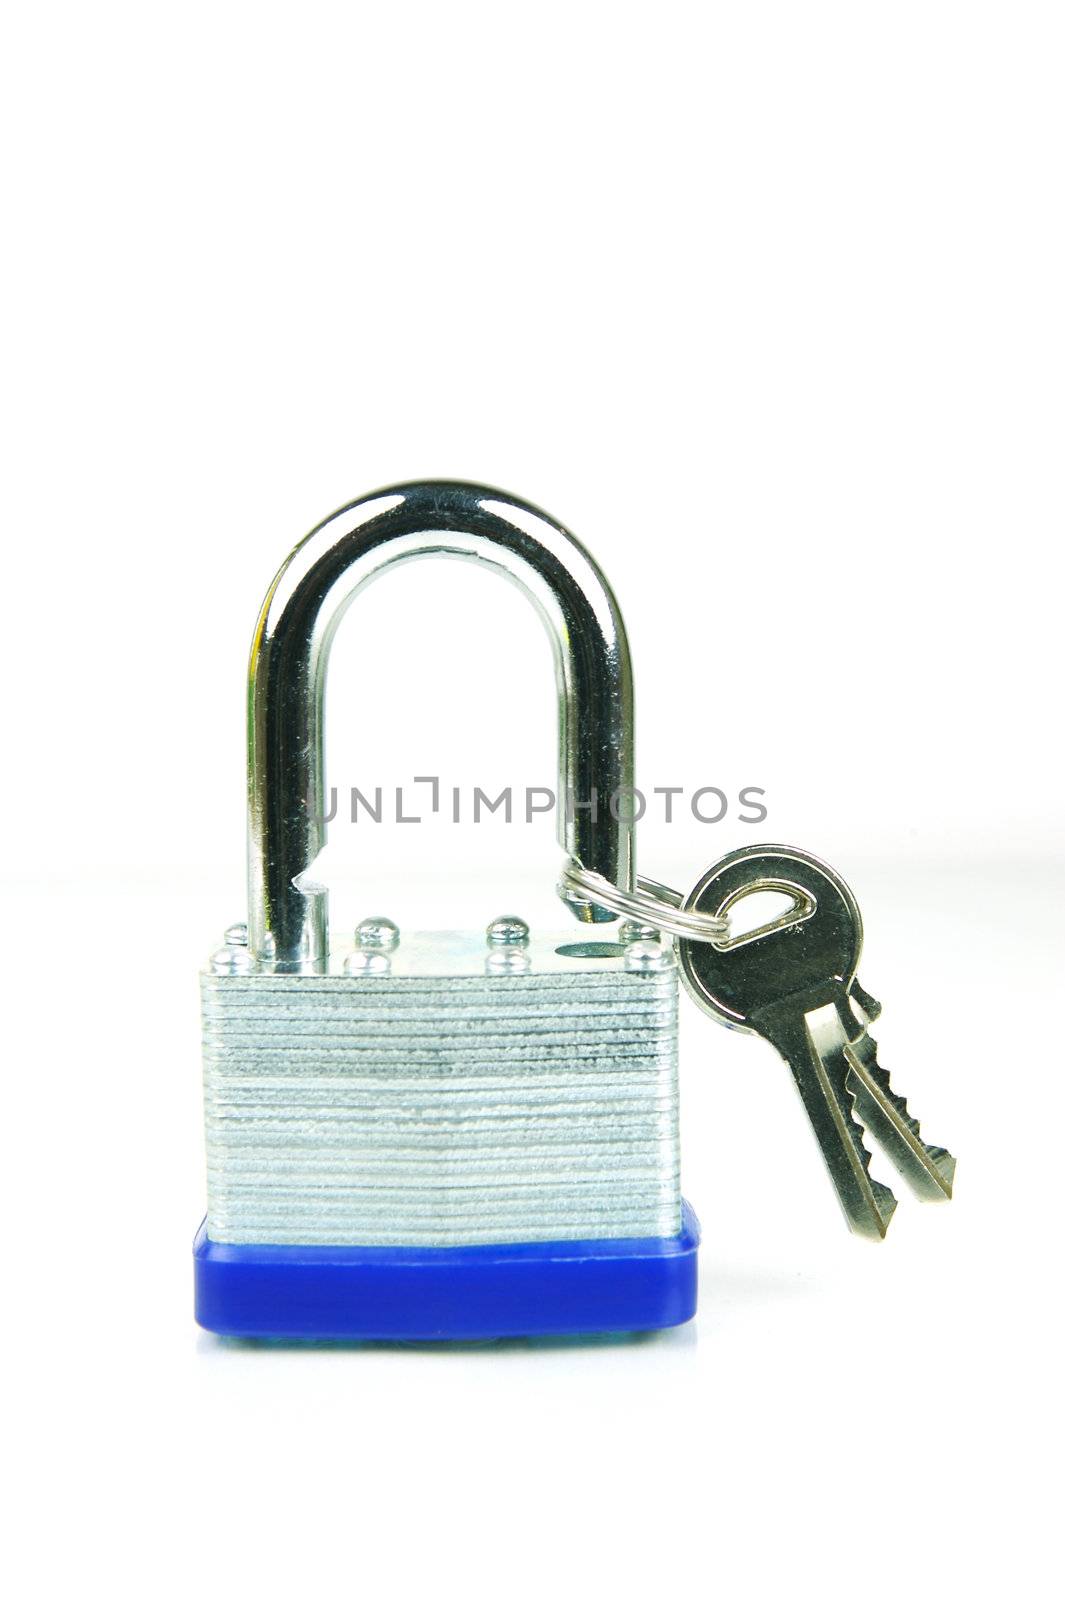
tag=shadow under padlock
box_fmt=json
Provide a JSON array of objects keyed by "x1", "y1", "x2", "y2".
[{"x1": 194, "y1": 480, "x2": 701, "y2": 1341}]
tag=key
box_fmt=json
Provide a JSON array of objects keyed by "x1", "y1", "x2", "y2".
[
  {"x1": 676, "y1": 844, "x2": 893, "y2": 1237},
  {"x1": 676, "y1": 844, "x2": 955, "y2": 1239}
]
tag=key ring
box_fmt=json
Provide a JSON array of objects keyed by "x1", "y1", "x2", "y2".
[{"x1": 558, "y1": 861, "x2": 729, "y2": 944}]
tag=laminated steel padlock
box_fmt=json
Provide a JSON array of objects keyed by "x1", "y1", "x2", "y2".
[{"x1": 194, "y1": 480, "x2": 699, "y2": 1340}]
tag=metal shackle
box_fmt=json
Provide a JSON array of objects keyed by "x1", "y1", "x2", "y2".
[{"x1": 247, "y1": 480, "x2": 636, "y2": 970}]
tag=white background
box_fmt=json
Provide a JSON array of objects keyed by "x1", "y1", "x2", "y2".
[{"x1": 2, "y1": 3, "x2": 1062, "y2": 1595}]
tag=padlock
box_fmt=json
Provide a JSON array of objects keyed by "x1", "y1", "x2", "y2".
[{"x1": 194, "y1": 480, "x2": 699, "y2": 1340}]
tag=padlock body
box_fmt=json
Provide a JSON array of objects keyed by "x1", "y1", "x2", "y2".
[{"x1": 195, "y1": 932, "x2": 698, "y2": 1337}]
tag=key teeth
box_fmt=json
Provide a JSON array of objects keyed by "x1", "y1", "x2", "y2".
[
  {"x1": 843, "y1": 1070, "x2": 898, "y2": 1239},
  {"x1": 849, "y1": 1033, "x2": 956, "y2": 1200},
  {"x1": 864, "y1": 1045, "x2": 955, "y2": 1197}
]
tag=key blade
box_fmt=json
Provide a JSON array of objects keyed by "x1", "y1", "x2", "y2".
[
  {"x1": 844, "y1": 1032, "x2": 956, "y2": 1202},
  {"x1": 805, "y1": 1004, "x2": 898, "y2": 1238},
  {"x1": 756, "y1": 996, "x2": 898, "y2": 1241}
]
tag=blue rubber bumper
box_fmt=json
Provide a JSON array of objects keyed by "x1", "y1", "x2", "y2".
[{"x1": 194, "y1": 1202, "x2": 700, "y2": 1341}]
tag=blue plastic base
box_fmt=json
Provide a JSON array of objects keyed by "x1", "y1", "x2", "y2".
[{"x1": 194, "y1": 1203, "x2": 700, "y2": 1341}]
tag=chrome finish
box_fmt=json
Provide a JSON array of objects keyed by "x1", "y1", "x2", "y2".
[
  {"x1": 248, "y1": 481, "x2": 635, "y2": 970},
  {"x1": 486, "y1": 914, "x2": 530, "y2": 947},
  {"x1": 211, "y1": 943, "x2": 253, "y2": 976},
  {"x1": 224, "y1": 922, "x2": 248, "y2": 947},
  {"x1": 618, "y1": 919, "x2": 660, "y2": 944},
  {"x1": 558, "y1": 861, "x2": 728, "y2": 944},
  {"x1": 624, "y1": 939, "x2": 674, "y2": 973},
  {"x1": 354, "y1": 916, "x2": 400, "y2": 952}
]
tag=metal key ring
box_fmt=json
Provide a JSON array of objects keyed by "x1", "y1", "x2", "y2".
[{"x1": 558, "y1": 862, "x2": 729, "y2": 944}]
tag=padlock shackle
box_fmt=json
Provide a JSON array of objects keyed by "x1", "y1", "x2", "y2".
[{"x1": 247, "y1": 481, "x2": 636, "y2": 969}]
